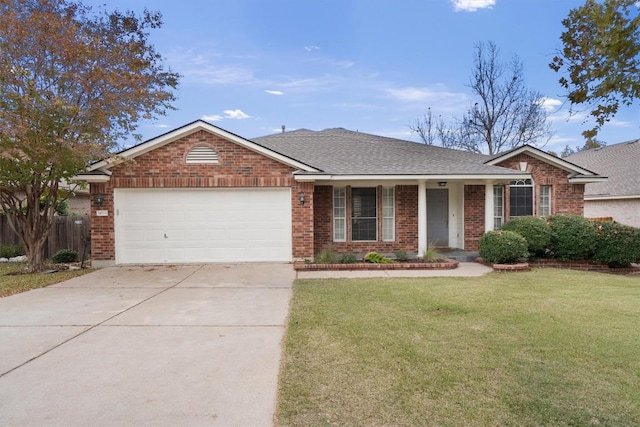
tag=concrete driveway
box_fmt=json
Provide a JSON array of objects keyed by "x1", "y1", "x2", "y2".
[{"x1": 0, "y1": 264, "x2": 294, "y2": 427}]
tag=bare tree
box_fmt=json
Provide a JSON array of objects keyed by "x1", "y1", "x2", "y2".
[{"x1": 413, "y1": 42, "x2": 553, "y2": 155}]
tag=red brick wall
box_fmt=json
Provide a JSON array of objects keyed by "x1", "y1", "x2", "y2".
[
  {"x1": 496, "y1": 154, "x2": 585, "y2": 219},
  {"x1": 90, "y1": 130, "x2": 314, "y2": 261},
  {"x1": 312, "y1": 185, "x2": 418, "y2": 257},
  {"x1": 464, "y1": 185, "x2": 485, "y2": 251}
]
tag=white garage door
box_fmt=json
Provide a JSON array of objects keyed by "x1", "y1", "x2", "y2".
[{"x1": 114, "y1": 188, "x2": 292, "y2": 264}]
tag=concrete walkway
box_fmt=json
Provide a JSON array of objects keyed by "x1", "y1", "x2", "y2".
[
  {"x1": 296, "y1": 262, "x2": 494, "y2": 279},
  {"x1": 0, "y1": 264, "x2": 294, "y2": 427}
]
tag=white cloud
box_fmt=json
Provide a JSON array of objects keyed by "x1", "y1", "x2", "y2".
[
  {"x1": 224, "y1": 109, "x2": 252, "y2": 120},
  {"x1": 304, "y1": 45, "x2": 320, "y2": 52},
  {"x1": 539, "y1": 97, "x2": 562, "y2": 112},
  {"x1": 386, "y1": 86, "x2": 466, "y2": 103},
  {"x1": 167, "y1": 49, "x2": 255, "y2": 86},
  {"x1": 451, "y1": 0, "x2": 496, "y2": 12},
  {"x1": 201, "y1": 114, "x2": 223, "y2": 122},
  {"x1": 156, "y1": 124, "x2": 170, "y2": 128},
  {"x1": 265, "y1": 90, "x2": 284, "y2": 95}
]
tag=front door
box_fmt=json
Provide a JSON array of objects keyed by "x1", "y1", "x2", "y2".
[{"x1": 426, "y1": 189, "x2": 449, "y2": 247}]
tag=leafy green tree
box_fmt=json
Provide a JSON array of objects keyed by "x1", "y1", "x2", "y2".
[
  {"x1": 413, "y1": 42, "x2": 552, "y2": 155},
  {"x1": 0, "y1": 0, "x2": 179, "y2": 272},
  {"x1": 550, "y1": 0, "x2": 640, "y2": 140},
  {"x1": 561, "y1": 138, "x2": 606, "y2": 157}
]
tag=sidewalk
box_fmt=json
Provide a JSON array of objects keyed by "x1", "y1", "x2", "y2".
[{"x1": 296, "y1": 262, "x2": 493, "y2": 279}]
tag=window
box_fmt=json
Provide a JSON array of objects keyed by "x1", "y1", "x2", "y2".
[
  {"x1": 382, "y1": 187, "x2": 395, "y2": 241},
  {"x1": 333, "y1": 187, "x2": 346, "y2": 241},
  {"x1": 493, "y1": 186, "x2": 504, "y2": 229},
  {"x1": 351, "y1": 187, "x2": 377, "y2": 241},
  {"x1": 509, "y1": 179, "x2": 533, "y2": 217},
  {"x1": 540, "y1": 185, "x2": 552, "y2": 216}
]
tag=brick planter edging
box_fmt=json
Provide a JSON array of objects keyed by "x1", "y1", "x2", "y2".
[
  {"x1": 529, "y1": 259, "x2": 640, "y2": 275},
  {"x1": 492, "y1": 263, "x2": 530, "y2": 272},
  {"x1": 294, "y1": 259, "x2": 459, "y2": 271}
]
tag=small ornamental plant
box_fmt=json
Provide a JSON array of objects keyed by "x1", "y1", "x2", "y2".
[
  {"x1": 479, "y1": 230, "x2": 529, "y2": 264},
  {"x1": 51, "y1": 249, "x2": 78, "y2": 263},
  {"x1": 364, "y1": 252, "x2": 395, "y2": 264}
]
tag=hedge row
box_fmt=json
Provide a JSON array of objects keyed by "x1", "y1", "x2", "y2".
[{"x1": 480, "y1": 214, "x2": 640, "y2": 267}]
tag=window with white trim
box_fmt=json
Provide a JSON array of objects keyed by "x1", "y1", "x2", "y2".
[
  {"x1": 351, "y1": 187, "x2": 377, "y2": 241},
  {"x1": 539, "y1": 185, "x2": 552, "y2": 216},
  {"x1": 509, "y1": 179, "x2": 534, "y2": 217},
  {"x1": 333, "y1": 187, "x2": 346, "y2": 241},
  {"x1": 493, "y1": 185, "x2": 504, "y2": 229},
  {"x1": 382, "y1": 187, "x2": 395, "y2": 241}
]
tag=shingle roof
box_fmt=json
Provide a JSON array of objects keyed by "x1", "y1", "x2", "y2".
[
  {"x1": 253, "y1": 128, "x2": 525, "y2": 176},
  {"x1": 565, "y1": 139, "x2": 640, "y2": 198}
]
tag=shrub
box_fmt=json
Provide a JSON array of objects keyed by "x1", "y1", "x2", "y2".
[
  {"x1": 593, "y1": 222, "x2": 640, "y2": 267},
  {"x1": 422, "y1": 244, "x2": 443, "y2": 263},
  {"x1": 547, "y1": 214, "x2": 598, "y2": 261},
  {"x1": 316, "y1": 248, "x2": 338, "y2": 264},
  {"x1": 501, "y1": 216, "x2": 551, "y2": 256},
  {"x1": 394, "y1": 249, "x2": 409, "y2": 261},
  {"x1": 0, "y1": 244, "x2": 25, "y2": 258},
  {"x1": 479, "y1": 230, "x2": 528, "y2": 264},
  {"x1": 364, "y1": 252, "x2": 395, "y2": 264},
  {"x1": 338, "y1": 253, "x2": 358, "y2": 264},
  {"x1": 51, "y1": 249, "x2": 78, "y2": 263}
]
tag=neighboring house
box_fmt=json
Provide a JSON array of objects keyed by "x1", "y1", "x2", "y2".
[
  {"x1": 74, "y1": 120, "x2": 605, "y2": 266},
  {"x1": 566, "y1": 139, "x2": 640, "y2": 227}
]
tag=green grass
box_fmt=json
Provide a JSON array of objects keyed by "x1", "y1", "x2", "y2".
[
  {"x1": 0, "y1": 262, "x2": 93, "y2": 297},
  {"x1": 277, "y1": 269, "x2": 640, "y2": 426}
]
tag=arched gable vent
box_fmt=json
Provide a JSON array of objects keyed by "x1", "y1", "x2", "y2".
[{"x1": 186, "y1": 145, "x2": 219, "y2": 164}]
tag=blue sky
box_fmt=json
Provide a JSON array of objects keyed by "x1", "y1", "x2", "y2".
[{"x1": 87, "y1": 0, "x2": 640, "y2": 153}]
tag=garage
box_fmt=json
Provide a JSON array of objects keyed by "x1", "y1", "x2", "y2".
[{"x1": 114, "y1": 188, "x2": 292, "y2": 264}]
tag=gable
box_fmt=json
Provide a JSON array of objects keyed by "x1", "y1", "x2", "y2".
[
  {"x1": 86, "y1": 120, "x2": 316, "y2": 176},
  {"x1": 109, "y1": 130, "x2": 297, "y2": 180},
  {"x1": 486, "y1": 144, "x2": 606, "y2": 184}
]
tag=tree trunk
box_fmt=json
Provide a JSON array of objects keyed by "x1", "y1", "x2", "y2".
[{"x1": 23, "y1": 228, "x2": 49, "y2": 273}]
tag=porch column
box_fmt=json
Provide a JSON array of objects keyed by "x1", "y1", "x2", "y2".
[
  {"x1": 485, "y1": 181, "x2": 494, "y2": 232},
  {"x1": 418, "y1": 180, "x2": 427, "y2": 255}
]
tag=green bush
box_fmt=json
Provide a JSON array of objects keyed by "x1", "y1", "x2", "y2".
[
  {"x1": 364, "y1": 252, "x2": 395, "y2": 264},
  {"x1": 479, "y1": 230, "x2": 529, "y2": 264},
  {"x1": 593, "y1": 222, "x2": 640, "y2": 267},
  {"x1": 501, "y1": 216, "x2": 551, "y2": 256},
  {"x1": 0, "y1": 244, "x2": 25, "y2": 258},
  {"x1": 51, "y1": 249, "x2": 78, "y2": 263},
  {"x1": 394, "y1": 249, "x2": 409, "y2": 261},
  {"x1": 316, "y1": 248, "x2": 338, "y2": 264},
  {"x1": 338, "y1": 253, "x2": 358, "y2": 264},
  {"x1": 547, "y1": 214, "x2": 598, "y2": 261}
]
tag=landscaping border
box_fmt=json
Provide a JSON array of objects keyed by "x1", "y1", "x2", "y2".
[
  {"x1": 294, "y1": 259, "x2": 459, "y2": 271},
  {"x1": 529, "y1": 259, "x2": 640, "y2": 275}
]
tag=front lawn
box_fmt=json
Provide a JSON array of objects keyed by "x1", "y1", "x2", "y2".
[
  {"x1": 0, "y1": 262, "x2": 93, "y2": 297},
  {"x1": 277, "y1": 269, "x2": 640, "y2": 426}
]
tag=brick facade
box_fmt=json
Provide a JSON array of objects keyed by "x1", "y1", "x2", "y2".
[
  {"x1": 90, "y1": 130, "x2": 314, "y2": 262},
  {"x1": 312, "y1": 185, "x2": 418, "y2": 256},
  {"x1": 495, "y1": 154, "x2": 584, "y2": 220},
  {"x1": 91, "y1": 130, "x2": 590, "y2": 263},
  {"x1": 464, "y1": 185, "x2": 485, "y2": 251}
]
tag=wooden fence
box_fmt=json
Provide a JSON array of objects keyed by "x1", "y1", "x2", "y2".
[{"x1": 0, "y1": 215, "x2": 91, "y2": 260}]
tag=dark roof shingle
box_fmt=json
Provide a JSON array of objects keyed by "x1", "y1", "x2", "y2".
[
  {"x1": 566, "y1": 140, "x2": 640, "y2": 197},
  {"x1": 253, "y1": 128, "x2": 525, "y2": 176}
]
